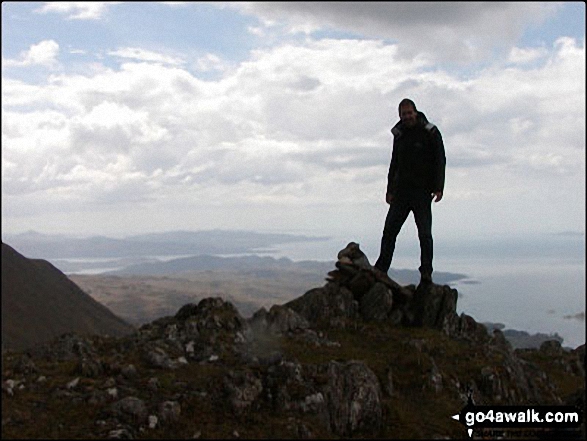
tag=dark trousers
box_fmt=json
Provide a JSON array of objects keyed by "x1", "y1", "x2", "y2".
[{"x1": 375, "y1": 190, "x2": 433, "y2": 275}]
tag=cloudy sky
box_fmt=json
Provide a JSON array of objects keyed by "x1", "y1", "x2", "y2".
[{"x1": 2, "y1": 2, "x2": 585, "y2": 249}]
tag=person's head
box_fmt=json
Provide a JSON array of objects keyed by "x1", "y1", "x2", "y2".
[{"x1": 398, "y1": 98, "x2": 418, "y2": 127}]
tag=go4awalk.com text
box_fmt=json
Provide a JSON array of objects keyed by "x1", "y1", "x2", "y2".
[{"x1": 452, "y1": 404, "x2": 583, "y2": 438}]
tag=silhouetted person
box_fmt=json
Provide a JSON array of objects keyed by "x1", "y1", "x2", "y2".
[{"x1": 375, "y1": 99, "x2": 446, "y2": 285}]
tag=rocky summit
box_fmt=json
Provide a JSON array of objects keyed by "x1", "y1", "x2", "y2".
[{"x1": 2, "y1": 242, "x2": 585, "y2": 439}]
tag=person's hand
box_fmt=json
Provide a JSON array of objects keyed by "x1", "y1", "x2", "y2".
[
  {"x1": 386, "y1": 193, "x2": 394, "y2": 204},
  {"x1": 432, "y1": 191, "x2": 443, "y2": 202}
]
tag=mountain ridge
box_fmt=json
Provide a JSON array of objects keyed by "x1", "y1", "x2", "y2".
[{"x1": 1, "y1": 242, "x2": 135, "y2": 352}]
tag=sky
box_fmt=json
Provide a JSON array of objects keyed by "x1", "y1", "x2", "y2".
[{"x1": 2, "y1": 2, "x2": 586, "y2": 250}]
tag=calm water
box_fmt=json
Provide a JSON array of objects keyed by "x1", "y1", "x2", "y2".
[{"x1": 441, "y1": 256, "x2": 585, "y2": 349}]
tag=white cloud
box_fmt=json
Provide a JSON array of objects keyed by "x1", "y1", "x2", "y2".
[
  {"x1": 2, "y1": 40, "x2": 60, "y2": 68},
  {"x1": 108, "y1": 48, "x2": 185, "y2": 66},
  {"x1": 507, "y1": 46, "x2": 548, "y2": 64},
  {"x1": 34, "y1": 2, "x2": 119, "y2": 20},
  {"x1": 2, "y1": 34, "x2": 584, "y2": 237},
  {"x1": 247, "y1": 26, "x2": 267, "y2": 37},
  {"x1": 194, "y1": 53, "x2": 228, "y2": 72}
]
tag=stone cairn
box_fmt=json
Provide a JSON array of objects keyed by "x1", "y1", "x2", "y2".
[{"x1": 285, "y1": 241, "x2": 487, "y2": 341}]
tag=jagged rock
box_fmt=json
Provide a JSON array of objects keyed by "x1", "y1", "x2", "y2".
[
  {"x1": 447, "y1": 313, "x2": 490, "y2": 343},
  {"x1": 572, "y1": 344, "x2": 585, "y2": 377},
  {"x1": 176, "y1": 297, "x2": 248, "y2": 333},
  {"x1": 301, "y1": 392, "x2": 325, "y2": 413},
  {"x1": 347, "y1": 270, "x2": 376, "y2": 300},
  {"x1": 540, "y1": 339, "x2": 564, "y2": 355},
  {"x1": 325, "y1": 269, "x2": 346, "y2": 283},
  {"x1": 405, "y1": 283, "x2": 458, "y2": 329},
  {"x1": 31, "y1": 333, "x2": 97, "y2": 362},
  {"x1": 144, "y1": 347, "x2": 178, "y2": 370},
  {"x1": 474, "y1": 346, "x2": 562, "y2": 406},
  {"x1": 479, "y1": 366, "x2": 504, "y2": 401},
  {"x1": 285, "y1": 283, "x2": 359, "y2": 327},
  {"x1": 267, "y1": 358, "x2": 377, "y2": 431},
  {"x1": 174, "y1": 303, "x2": 202, "y2": 322},
  {"x1": 265, "y1": 360, "x2": 311, "y2": 412},
  {"x1": 426, "y1": 358, "x2": 443, "y2": 393},
  {"x1": 488, "y1": 329, "x2": 513, "y2": 352},
  {"x1": 268, "y1": 305, "x2": 310, "y2": 333},
  {"x1": 224, "y1": 370, "x2": 263, "y2": 414},
  {"x1": 109, "y1": 397, "x2": 148, "y2": 425},
  {"x1": 360, "y1": 282, "x2": 393, "y2": 321},
  {"x1": 322, "y1": 360, "x2": 382, "y2": 437},
  {"x1": 291, "y1": 329, "x2": 341, "y2": 348},
  {"x1": 249, "y1": 307, "x2": 269, "y2": 332},
  {"x1": 136, "y1": 296, "x2": 255, "y2": 366}
]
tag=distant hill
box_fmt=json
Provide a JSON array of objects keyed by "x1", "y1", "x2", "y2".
[
  {"x1": 106, "y1": 254, "x2": 333, "y2": 276},
  {"x1": 1, "y1": 242, "x2": 134, "y2": 351},
  {"x1": 483, "y1": 322, "x2": 565, "y2": 349},
  {"x1": 106, "y1": 252, "x2": 469, "y2": 285},
  {"x1": 1, "y1": 230, "x2": 329, "y2": 259}
]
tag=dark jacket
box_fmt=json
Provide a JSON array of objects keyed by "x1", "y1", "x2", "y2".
[{"x1": 386, "y1": 111, "x2": 446, "y2": 196}]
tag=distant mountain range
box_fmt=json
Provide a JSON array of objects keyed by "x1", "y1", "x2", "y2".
[
  {"x1": 1, "y1": 242, "x2": 134, "y2": 351},
  {"x1": 105, "y1": 252, "x2": 470, "y2": 286},
  {"x1": 1, "y1": 230, "x2": 474, "y2": 286},
  {"x1": 107, "y1": 253, "x2": 330, "y2": 276},
  {"x1": 2, "y1": 230, "x2": 329, "y2": 259}
]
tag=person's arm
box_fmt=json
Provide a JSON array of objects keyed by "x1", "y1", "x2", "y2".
[
  {"x1": 386, "y1": 139, "x2": 399, "y2": 204},
  {"x1": 432, "y1": 128, "x2": 446, "y2": 202}
]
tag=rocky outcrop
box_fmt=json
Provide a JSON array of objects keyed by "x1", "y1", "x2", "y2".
[
  {"x1": 2, "y1": 242, "x2": 584, "y2": 439},
  {"x1": 285, "y1": 242, "x2": 488, "y2": 344},
  {"x1": 322, "y1": 360, "x2": 382, "y2": 437}
]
